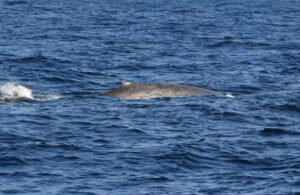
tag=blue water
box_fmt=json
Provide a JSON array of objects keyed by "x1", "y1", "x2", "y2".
[{"x1": 1, "y1": 0, "x2": 300, "y2": 194}]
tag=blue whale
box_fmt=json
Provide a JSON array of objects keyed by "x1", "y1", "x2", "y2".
[{"x1": 101, "y1": 80, "x2": 233, "y2": 99}]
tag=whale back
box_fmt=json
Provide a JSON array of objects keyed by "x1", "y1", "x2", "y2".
[{"x1": 101, "y1": 81, "x2": 224, "y2": 99}]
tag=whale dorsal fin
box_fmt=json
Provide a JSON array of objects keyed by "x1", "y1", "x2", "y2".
[{"x1": 121, "y1": 80, "x2": 132, "y2": 86}]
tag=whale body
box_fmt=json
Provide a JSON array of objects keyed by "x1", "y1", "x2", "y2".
[{"x1": 101, "y1": 80, "x2": 232, "y2": 99}]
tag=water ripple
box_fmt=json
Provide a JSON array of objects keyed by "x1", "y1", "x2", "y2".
[{"x1": 0, "y1": 0, "x2": 299, "y2": 194}]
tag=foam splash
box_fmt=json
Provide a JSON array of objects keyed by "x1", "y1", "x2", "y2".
[
  {"x1": 0, "y1": 83, "x2": 34, "y2": 100},
  {"x1": 226, "y1": 93, "x2": 235, "y2": 98},
  {"x1": 0, "y1": 82, "x2": 61, "y2": 103}
]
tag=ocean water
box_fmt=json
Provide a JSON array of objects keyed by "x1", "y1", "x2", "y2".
[{"x1": 0, "y1": 0, "x2": 300, "y2": 194}]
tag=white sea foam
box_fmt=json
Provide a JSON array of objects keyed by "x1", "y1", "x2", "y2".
[
  {"x1": 0, "y1": 82, "x2": 62, "y2": 102},
  {"x1": 0, "y1": 83, "x2": 34, "y2": 99},
  {"x1": 226, "y1": 93, "x2": 235, "y2": 98}
]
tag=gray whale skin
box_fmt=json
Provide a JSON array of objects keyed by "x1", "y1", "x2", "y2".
[{"x1": 101, "y1": 80, "x2": 233, "y2": 99}]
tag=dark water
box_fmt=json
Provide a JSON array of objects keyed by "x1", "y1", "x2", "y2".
[{"x1": 1, "y1": 0, "x2": 300, "y2": 194}]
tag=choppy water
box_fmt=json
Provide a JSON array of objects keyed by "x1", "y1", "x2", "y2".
[{"x1": 1, "y1": 0, "x2": 300, "y2": 194}]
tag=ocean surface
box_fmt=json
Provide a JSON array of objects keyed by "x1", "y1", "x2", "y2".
[{"x1": 0, "y1": 0, "x2": 300, "y2": 194}]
